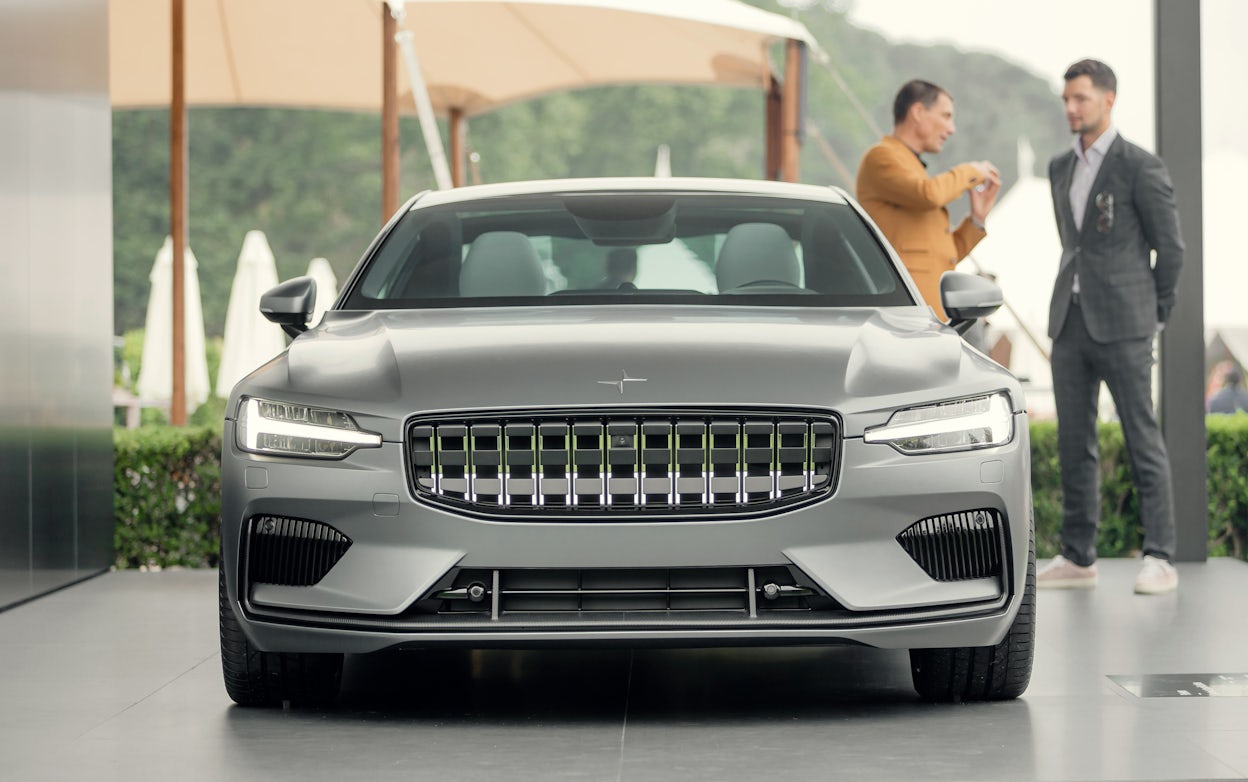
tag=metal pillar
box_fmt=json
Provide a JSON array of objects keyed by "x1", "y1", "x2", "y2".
[
  {"x1": 1155, "y1": 0, "x2": 1206, "y2": 561},
  {"x1": 382, "y1": 8, "x2": 399, "y2": 223}
]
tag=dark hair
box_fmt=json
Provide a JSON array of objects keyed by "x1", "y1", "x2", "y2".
[
  {"x1": 1064, "y1": 59, "x2": 1117, "y2": 93},
  {"x1": 1228, "y1": 366, "x2": 1244, "y2": 387},
  {"x1": 892, "y1": 80, "x2": 949, "y2": 126}
]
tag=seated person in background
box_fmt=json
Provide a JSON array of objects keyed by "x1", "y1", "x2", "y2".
[
  {"x1": 1207, "y1": 364, "x2": 1248, "y2": 414},
  {"x1": 596, "y1": 247, "x2": 638, "y2": 289}
]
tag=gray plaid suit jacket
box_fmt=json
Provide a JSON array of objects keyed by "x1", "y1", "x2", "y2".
[{"x1": 1047, "y1": 135, "x2": 1184, "y2": 343}]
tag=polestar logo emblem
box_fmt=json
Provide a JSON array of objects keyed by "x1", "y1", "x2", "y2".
[{"x1": 596, "y1": 370, "x2": 647, "y2": 394}]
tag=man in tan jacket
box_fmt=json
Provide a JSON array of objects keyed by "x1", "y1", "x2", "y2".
[{"x1": 856, "y1": 79, "x2": 1001, "y2": 320}]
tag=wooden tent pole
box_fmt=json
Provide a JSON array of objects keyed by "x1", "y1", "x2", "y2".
[
  {"x1": 170, "y1": 0, "x2": 187, "y2": 425},
  {"x1": 780, "y1": 39, "x2": 802, "y2": 183},
  {"x1": 450, "y1": 108, "x2": 465, "y2": 187},
  {"x1": 382, "y1": 7, "x2": 399, "y2": 222},
  {"x1": 764, "y1": 75, "x2": 781, "y2": 180}
]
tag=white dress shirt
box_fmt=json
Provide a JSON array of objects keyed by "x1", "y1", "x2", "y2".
[{"x1": 1069, "y1": 126, "x2": 1118, "y2": 294}]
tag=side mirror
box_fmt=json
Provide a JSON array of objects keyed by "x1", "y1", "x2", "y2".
[
  {"x1": 260, "y1": 276, "x2": 317, "y2": 338},
  {"x1": 940, "y1": 272, "x2": 1003, "y2": 334}
]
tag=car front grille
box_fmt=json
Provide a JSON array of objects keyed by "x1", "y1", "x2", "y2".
[
  {"x1": 406, "y1": 410, "x2": 839, "y2": 517},
  {"x1": 411, "y1": 566, "x2": 838, "y2": 616},
  {"x1": 246, "y1": 515, "x2": 352, "y2": 587},
  {"x1": 896, "y1": 509, "x2": 1005, "y2": 582}
]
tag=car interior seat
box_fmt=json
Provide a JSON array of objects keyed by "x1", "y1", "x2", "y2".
[
  {"x1": 459, "y1": 231, "x2": 547, "y2": 297},
  {"x1": 715, "y1": 222, "x2": 802, "y2": 292}
]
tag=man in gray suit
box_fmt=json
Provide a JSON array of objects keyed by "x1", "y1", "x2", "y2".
[{"x1": 1036, "y1": 59, "x2": 1184, "y2": 595}]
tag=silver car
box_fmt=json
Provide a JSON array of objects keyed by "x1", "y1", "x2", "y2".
[{"x1": 220, "y1": 177, "x2": 1034, "y2": 706}]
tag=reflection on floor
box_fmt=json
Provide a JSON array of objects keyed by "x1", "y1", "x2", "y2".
[{"x1": 2, "y1": 559, "x2": 1248, "y2": 781}]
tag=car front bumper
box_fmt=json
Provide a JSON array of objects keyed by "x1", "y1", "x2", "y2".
[{"x1": 221, "y1": 416, "x2": 1032, "y2": 655}]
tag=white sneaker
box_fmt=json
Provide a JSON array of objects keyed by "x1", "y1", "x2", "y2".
[
  {"x1": 1037, "y1": 554, "x2": 1098, "y2": 589},
  {"x1": 1134, "y1": 555, "x2": 1178, "y2": 595}
]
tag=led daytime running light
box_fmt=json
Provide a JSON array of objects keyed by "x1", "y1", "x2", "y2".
[
  {"x1": 238, "y1": 398, "x2": 381, "y2": 458},
  {"x1": 864, "y1": 393, "x2": 1013, "y2": 454}
]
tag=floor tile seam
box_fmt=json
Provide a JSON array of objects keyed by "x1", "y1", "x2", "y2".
[
  {"x1": 616, "y1": 649, "x2": 634, "y2": 782},
  {"x1": 1173, "y1": 726, "x2": 1248, "y2": 779},
  {"x1": 66, "y1": 651, "x2": 220, "y2": 742}
]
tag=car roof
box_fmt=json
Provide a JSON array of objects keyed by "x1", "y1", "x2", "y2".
[{"x1": 409, "y1": 177, "x2": 852, "y2": 209}]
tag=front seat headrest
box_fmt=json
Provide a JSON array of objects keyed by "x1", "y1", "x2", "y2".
[
  {"x1": 715, "y1": 222, "x2": 801, "y2": 291},
  {"x1": 459, "y1": 231, "x2": 547, "y2": 297}
]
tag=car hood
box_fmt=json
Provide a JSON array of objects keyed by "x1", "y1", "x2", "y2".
[{"x1": 234, "y1": 305, "x2": 1019, "y2": 438}]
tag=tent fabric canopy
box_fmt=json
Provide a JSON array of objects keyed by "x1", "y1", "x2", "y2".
[{"x1": 109, "y1": 0, "x2": 823, "y2": 117}]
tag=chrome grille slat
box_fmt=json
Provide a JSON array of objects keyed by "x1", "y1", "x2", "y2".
[{"x1": 407, "y1": 410, "x2": 840, "y2": 517}]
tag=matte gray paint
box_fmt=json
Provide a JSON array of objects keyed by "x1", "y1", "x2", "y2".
[
  {"x1": 234, "y1": 305, "x2": 1018, "y2": 441},
  {"x1": 222, "y1": 185, "x2": 1031, "y2": 656}
]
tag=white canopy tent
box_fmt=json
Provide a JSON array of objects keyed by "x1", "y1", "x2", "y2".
[
  {"x1": 136, "y1": 237, "x2": 211, "y2": 412},
  {"x1": 109, "y1": 0, "x2": 823, "y2": 192},
  {"x1": 110, "y1": 0, "x2": 821, "y2": 117},
  {"x1": 215, "y1": 230, "x2": 287, "y2": 398},
  {"x1": 970, "y1": 140, "x2": 1056, "y2": 389},
  {"x1": 109, "y1": 0, "x2": 822, "y2": 421}
]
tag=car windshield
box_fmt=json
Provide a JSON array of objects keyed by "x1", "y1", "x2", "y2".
[{"x1": 341, "y1": 192, "x2": 912, "y2": 309}]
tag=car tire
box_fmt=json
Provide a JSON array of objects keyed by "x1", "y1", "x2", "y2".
[
  {"x1": 908, "y1": 528, "x2": 1035, "y2": 703},
  {"x1": 219, "y1": 567, "x2": 343, "y2": 707}
]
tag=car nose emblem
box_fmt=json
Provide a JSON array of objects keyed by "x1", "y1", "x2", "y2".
[{"x1": 597, "y1": 370, "x2": 647, "y2": 394}]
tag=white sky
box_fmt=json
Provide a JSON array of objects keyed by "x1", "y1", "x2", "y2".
[{"x1": 843, "y1": 0, "x2": 1248, "y2": 329}]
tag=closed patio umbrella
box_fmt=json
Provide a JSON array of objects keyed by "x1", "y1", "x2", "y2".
[
  {"x1": 136, "y1": 237, "x2": 211, "y2": 412},
  {"x1": 215, "y1": 230, "x2": 287, "y2": 398}
]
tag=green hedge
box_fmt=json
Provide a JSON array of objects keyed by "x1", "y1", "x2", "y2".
[
  {"x1": 113, "y1": 417, "x2": 1248, "y2": 568},
  {"x1": 114, "y1": 425, "x2": 222, "y2": 569},
  {"x1": 1030, "y1": 416, "x2": 1248, "y2": 559}
]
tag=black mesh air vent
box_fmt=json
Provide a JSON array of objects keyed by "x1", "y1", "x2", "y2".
[
  {"x1": 247, "y1": 515, "x2": 352, "y2": 587},
  {"x1": 897, "y1": 509, "x2": 1004, "y2": 582},
  {"x1": 407, "y1": 409, "x2": 840, "y2": 517},
  {"x1": 413, "y1": 566, "x2": 838, "y2": 616}
]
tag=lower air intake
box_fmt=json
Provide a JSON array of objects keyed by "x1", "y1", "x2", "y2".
[
  {"x1": 897, "y1": 509, "x2": 1004, "y2": 582},
  {"x1": 247, "y1": 515, "x2": 352, "y2": 587},
  {"x1": 416, "y1": 566, "x2": 836, "y2": 615}
]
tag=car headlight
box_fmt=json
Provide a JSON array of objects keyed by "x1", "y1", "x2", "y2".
[
  {"x1": 236, "y1": 397, "x2": 382, "y2": 459},
  {"x1": 863, "y1": 392, "x2": 1013, "y2": 455}
]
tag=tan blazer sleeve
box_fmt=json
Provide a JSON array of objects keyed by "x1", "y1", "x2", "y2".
[
  {"x1": 950, "y1": 215, "x2": 987, "y2": 262},
  {"x1": 859, "y1": 147, "x2": 984, "y2": 210}
]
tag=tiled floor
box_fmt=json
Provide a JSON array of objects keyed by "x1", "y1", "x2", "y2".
[{"x1": 3, "y1": 559, "x2": 1247, "y2": 781}]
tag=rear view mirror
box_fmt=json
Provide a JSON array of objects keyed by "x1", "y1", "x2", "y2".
[
  {"x1": 260, "y1": 276, "x2": 317, "y2": 338},
  {"x1": 940, "y1": 272, "x2": 1003, "y2": 334}
]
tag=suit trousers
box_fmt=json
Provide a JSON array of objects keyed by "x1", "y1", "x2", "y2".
[{"x1": 1051, "y1": 302, "x2": 1176, "y2": 565}]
